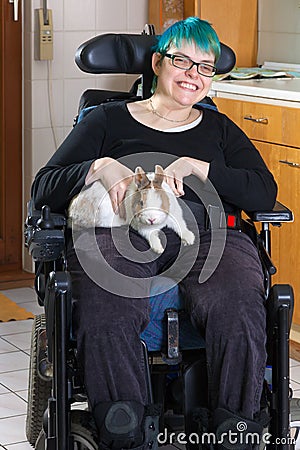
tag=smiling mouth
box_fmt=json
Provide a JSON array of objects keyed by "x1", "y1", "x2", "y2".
[{"x1": 178, "y1": 81, "x2": 198, "y2": 91}]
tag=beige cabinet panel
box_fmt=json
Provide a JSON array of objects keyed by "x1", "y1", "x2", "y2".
[
  {"x1": 254, "y1": 141, "x2": 300, "y2": 323},
  {"x1": 214, "y1": 98, "x2": 300, "y2": 148},
  {"x1": 215, "y1": 97, "x2": 300, "y2": 324}
]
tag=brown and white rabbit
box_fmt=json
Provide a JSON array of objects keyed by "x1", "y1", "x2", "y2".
[{"x1": 68, "y1": 165, "x2": 195, "y2": 254}]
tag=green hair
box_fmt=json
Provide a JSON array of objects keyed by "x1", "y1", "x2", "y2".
[{"x1": 151, "y1": 17, "x2": 220, "y2": 92}]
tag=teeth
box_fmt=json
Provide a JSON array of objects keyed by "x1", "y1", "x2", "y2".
[{"x1": 180, "y1": 82, "x2": 197, "y2": 90}]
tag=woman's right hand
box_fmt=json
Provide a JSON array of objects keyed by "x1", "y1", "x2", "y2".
[
  {"x1": 85, "y1": 157, "x2": 134, "y2": 216},
  {"x1": 164, "y1": 157, "x2": 210, "y2": 197}
]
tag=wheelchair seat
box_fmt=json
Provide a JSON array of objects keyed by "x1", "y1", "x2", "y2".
[{"x1": 24, "y1": 28, "x2": 298, "y2": 450}]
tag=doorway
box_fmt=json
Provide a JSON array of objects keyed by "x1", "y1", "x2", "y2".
[{"x1": 0, "y1": 1, "x2": 32, "y2": 287}]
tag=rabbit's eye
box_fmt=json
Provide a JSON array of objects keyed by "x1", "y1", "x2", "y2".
[{"x1": 139, "y1": 200, "x2": 144, "y2": 206}]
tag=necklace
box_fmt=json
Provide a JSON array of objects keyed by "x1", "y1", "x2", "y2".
[{"x1": 149, "y1": 98, "x2": 192, "y2": 123}]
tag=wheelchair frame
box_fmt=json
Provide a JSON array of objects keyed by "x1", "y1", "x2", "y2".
[{"x1": 25, "y1": 199, "x2": 294, "y2": 450}]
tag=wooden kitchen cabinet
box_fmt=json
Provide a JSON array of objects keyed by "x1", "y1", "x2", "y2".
[
  {"x1": 214, "y1": 97, "x2": 300, "y2": 324},
  {"x1": 214, "y1": 98, "x2": 300, "y2": 148},
  {"x1": 199, "y1": 0, "x2": 257, "y2": 67},
  {"x1": 148, "y1": 0, "x2": 258, "y2": 66}
]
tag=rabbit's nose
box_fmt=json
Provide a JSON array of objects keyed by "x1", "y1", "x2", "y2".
[{"x1": 148, "y1": 218, "x2": 156, "y2": 225}]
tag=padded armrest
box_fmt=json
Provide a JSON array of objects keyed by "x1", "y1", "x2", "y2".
[
  {"x1": 245, "y1": 201, "x2": 293, "y2": 223},
  {"x1": 25, "y1": 202, "x2": 66, "y2": 262},
  {"x1": 26, "y1": 200, "x2": 66, "y2": 228}
]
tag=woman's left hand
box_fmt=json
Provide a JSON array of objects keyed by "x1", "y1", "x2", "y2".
[{"x1": 164, "y1": 157, "x2": 210, "y2": 197}]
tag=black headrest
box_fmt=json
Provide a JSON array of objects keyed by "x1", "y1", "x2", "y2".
[{"x1": 75, "y1": 33, "x2": 236, "y2": 76}]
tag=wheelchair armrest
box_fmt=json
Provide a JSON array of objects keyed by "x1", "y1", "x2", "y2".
[
  {"x1": 245, "y1": 201, "x2": 293, "y2": 223},
  {"x1": 25, "y1": 201, "x2": 67, "y2": 262},
  {"x1": 242, "y1": 201, "x2": 293, "y2": 278},
  {"x1": 26, "y1": 200, "x2": 67, "y2": 228}
]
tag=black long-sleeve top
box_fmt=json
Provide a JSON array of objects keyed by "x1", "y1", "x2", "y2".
[{"x1": 31, "y1": 101, "x2": 277, "y2": 215}]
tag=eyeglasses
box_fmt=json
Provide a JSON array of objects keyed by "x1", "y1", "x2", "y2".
[{"x1": 165, "y1": 53, "x2": 217, "y2": 78}]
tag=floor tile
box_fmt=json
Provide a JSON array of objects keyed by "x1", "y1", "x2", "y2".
[
  {"x1": 290, "y1": 358, "x2": 300, "y2": 368},
  {"x1": 15, "y1": 390, "x2": 28, "y2": 402},
  {"x1": 0, "y1": 384, "x2": 10, "y2": 395},
  {"x1": 2, "y1": 333, "x2": 32, "y2": 352},
  {"x1": 5, "y1": 442, "x2": 33, "y2": 450},
  {"x1": 0, "y1": 321, "x2": 34, "y2": 337},
  {"x1": 0, "y1": 352, "x2": 29, "y2": 374},
  {"x1": 0, "y1": 414, "x2": 27, "y2": 445},
  {"x1": 0, "y1": 339, "x2": 19, "y2": 355},
  {"x1": 0, "y1": 288, "x2": 36, "y2": 305},
  {"x1": 0, "y1": 392, "x2": 27, "y2": 418},
  {"x1": 0, "y1": 369, "x2": 29, "y2": 392},
  {"x1": 291, "y1": 365, "x2": 300, "y2": 383},
  {"x1": 290, "y1": 380, "x2": 300, "y2": 395},
  {"x1": 18, "y1": 302, "x2": 43, "y2": 316}
]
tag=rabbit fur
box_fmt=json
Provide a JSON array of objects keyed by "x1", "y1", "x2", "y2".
[{"x1": 68, "y1": 165, "x2": 195, "y2": 254}]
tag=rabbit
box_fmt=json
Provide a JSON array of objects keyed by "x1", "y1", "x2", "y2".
[{"x1": 68, "y1": 164, "x2": 195, "y2": 254}]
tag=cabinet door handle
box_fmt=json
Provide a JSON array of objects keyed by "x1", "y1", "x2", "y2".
[
  {"x1": 279, "y1": 159, "x2": 300, "y2": 168},
  {"x1": 243, "y1": 115, "x2": 268, "y2": 124}
]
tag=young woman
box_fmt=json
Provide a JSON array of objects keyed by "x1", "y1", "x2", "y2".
[{"x1": 32, "y1": 17, "x2": 277, "y2": 449}]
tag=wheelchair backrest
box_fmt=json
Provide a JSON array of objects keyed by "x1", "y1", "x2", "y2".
[{"x1": 75, "y1": 33, "x2": 236, "y2": 100}]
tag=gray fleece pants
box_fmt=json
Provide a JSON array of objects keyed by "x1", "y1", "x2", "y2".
[{"x1": 67, "y1": 226, "x2": 266, "y2": 421}]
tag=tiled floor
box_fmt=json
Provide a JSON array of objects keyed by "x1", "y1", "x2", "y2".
[
  {"x1": 1, "y1": 287, "x2": 300, "y2": 449},
  {"x1": 0, "y1": 287, "x2": 43, "y2": 449}
]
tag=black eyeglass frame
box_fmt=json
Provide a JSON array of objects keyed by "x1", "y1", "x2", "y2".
[{"x1": 164, "y1": 53, "x2": 217, "y2": 78}]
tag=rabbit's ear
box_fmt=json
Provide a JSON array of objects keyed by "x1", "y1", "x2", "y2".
[
  {"x1": 134, "y1": 166, "x2": 150, "y2": 189},
  {"x1": 153, "y1": 165, "x2": 164, "y2": 189}
]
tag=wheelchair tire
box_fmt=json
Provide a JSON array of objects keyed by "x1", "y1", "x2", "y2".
[
  {"x1": 35, "y1": 410, "x2": 98, "y2": 450},
  {"x1": 290, "y1": 397, "x2": 300, "y2": 448},
  {"x1": 26, "y1": 314, "x2": 52, "y2": 446},
  {"x1": 259, "y1": 398, "x2": 300, "y2": 450}
]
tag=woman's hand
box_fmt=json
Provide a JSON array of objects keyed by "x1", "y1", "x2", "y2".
[
  {"x1": 85, "y1": 157, "x2": 134, "y2": 217},
  {"x1": 164, "y1": 157, "x2": 210, "y2": 197}
]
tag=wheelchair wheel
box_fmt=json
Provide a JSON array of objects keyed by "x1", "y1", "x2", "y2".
[
  {"x1": 26, "y1": 314, "x2": 52, "y2": 446},
  {"x1": 35, "y1": 410, "x2": 98, "y2": 449},
  {"x1": 290, "y1": 397, "x2": 300, "y2": 448},
  {"x1": 259, "y1": 398, "x2": 300, "y2": 450}
]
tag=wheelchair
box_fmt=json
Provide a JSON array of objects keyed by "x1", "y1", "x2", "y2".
[{"x1": 24, "y1": 29, "x2": 299, "y2": 450}]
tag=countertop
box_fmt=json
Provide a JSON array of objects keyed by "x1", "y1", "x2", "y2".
[{"x1": 210, "y1": 78, "x2": 300, "y2": 103}]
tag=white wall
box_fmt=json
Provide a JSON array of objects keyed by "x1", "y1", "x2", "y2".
[
  {"x1": 258, "y1": 0, "x2": 300, "y2": 65},
  {"x1": 23, "y1": 0, "x2": 148, "y2": 270}
]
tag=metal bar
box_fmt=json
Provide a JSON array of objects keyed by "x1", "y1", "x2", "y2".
[
  {"x1": 277, "y1": 304, "x2": 291, "y2": 449},
  {"x1": 43, "y1": 0, "x2": 49, "y2": 24},
  {"x1": 279, "y1": 160, "x2": 300, "y2": 169},
  {"x1": 55, "y1": 289, "x2": 69, "y2": 449},
  {"x1": 261, "y1": 222, "x2": 271, "y2": 256},
  {"x1": 141, "y1": 340, "x2": 153, "y2": 404},
  {"x1": 243, "y1": 114, "x2": 268, "y2": 124},
  {"x1": 47, "y1": 398, "x2": 56, "y2": 448}
]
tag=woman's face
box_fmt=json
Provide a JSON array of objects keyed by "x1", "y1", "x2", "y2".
[{"x1": 152, "y1": 40, "x2": 215, "y2": 106}]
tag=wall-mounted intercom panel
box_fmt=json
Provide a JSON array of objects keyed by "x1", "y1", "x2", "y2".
[{"x1": 36, "y1": 8, "x2": 53, "y2": 60}]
